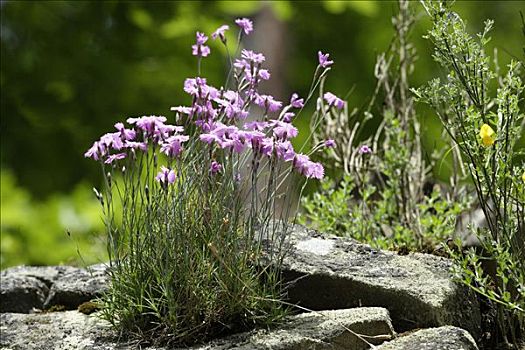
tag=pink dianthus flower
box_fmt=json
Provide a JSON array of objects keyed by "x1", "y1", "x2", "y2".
[{"x1": 235, "y1": 18, "x2": 253, "y2": 35}]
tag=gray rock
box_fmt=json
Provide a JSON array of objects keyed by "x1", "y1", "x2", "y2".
[
  {"x1": 43, "y1": 267, "x2": 108, "y2": 310},
  {"x1": 376, "y1": 326, "x2": 478, "y2": 350},
  {"x1": 277, "y1": 225, "x2": 481, "y2": 339},
  {"x1": 0, "y1": 307, "x2": 394, "y2": 350},
  {"x1": 0, "y1": 265, "x2": 108, "y2": 313},
  {"x1": 193, "y1": 307, "x2": 395, "y2": 350},
  {"x1": 0, "y1": 275, "x2": 48, "y2": 313},
  {"x1": 1, "y1": 265, "x2": 81, "y2": 287},
  {"x1": 0, "y1": 311, "x2": 117, "y2": 350}
]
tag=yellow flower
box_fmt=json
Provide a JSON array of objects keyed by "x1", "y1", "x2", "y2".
[
  {"x1": 522, "y1": 170, "x2": 525, "y2": 183},
  {"x1": 479, "y1": 123, "x2": 495, "y2": 147}
]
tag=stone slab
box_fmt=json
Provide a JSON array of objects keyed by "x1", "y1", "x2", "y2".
[
  {"x1": 0, "y1": 265, "x2": 108, "y2": 313},
  {"x1": 0, "y1": 275, "x2": 48, "y2": 313},
  {"x1": 1, "y1": 265, "x2": 81, "y2": 287},
  {"x1": 0, "y1": 311, "x2": 114, "y2": 350},
  {"x1": 276, "y1": 225, "x2": 481, "y2": 339},
  {"x1": 376, "y1": 326, "x2": 478, "y2": 350},
  {"x1": 193, "y1": 307, "x2": 395, "y2": 350},
  {"x1": 43, "y1": 267, "x2": 107, "y2": 310},
  {"x1": 0, "y1": 307, "x2": 394, "y2": 350}
]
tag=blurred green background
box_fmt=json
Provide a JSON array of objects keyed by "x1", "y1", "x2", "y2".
[{"x1": 1, "y1": 1, "x2": 523, "y2": 268}]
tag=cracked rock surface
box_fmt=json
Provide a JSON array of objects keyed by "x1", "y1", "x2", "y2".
[
  {"x1": 279, "y1": 226, "x2": 481, "y2": 338},
  {"x1": 376, "y1": 326, "x2": 479, "y2": 350},
  {"x1": 193, "y1": 307, "x2": 395, "y2": 350},
  {"x1": 0, "y1": 264, "x2": 107, "y2": 313},
  {"x1": 0, "y1": 275, "x2": 48, "y2": 313}
]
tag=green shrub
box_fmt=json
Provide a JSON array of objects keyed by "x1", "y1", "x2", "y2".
[
  {"x1": 300, "y1": 0, "x2": 469, "y2": 253},
  {"x1": 301, "y1": 174, "x2": 467, "y2": 252},
  {"x1": 415, "y1": 1, "x2": 525, "y2": 346}
]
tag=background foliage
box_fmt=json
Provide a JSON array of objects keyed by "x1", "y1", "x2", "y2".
[{"x1": 1, "y1": 0, "x2": 523, "y2": 268}]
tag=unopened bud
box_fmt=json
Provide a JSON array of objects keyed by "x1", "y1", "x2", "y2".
[{"x1": 92, "y1": 187, "x2": 104, "y2": 205}]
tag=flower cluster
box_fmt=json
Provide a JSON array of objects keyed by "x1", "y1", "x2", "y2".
[
  {"x1": 85, "y1": 115, "x2": 188, "y2": 184},
  {"x1": 86, "y1": 18, "x2": 342, "y2": 184},
  {"x1": 235, "y1": 18, "x2": 253, "y2": 35},
  {"x1": 178, "y1": 73, "x2": 323, "y2": 178}
]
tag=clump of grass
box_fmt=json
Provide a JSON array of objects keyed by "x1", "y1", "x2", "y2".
[{"x1": 85, "y1": 19, "x2": 335, "y2": 346}]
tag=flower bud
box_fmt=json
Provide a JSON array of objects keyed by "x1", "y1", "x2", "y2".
[{"x1": 92, "y1": 187, "x2": 104, "y2": 205}]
